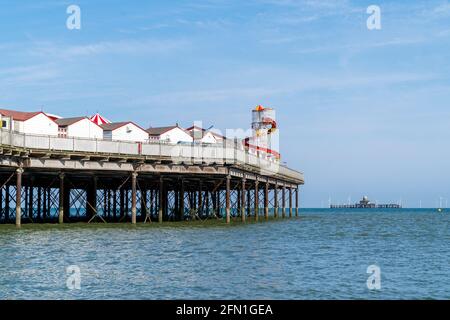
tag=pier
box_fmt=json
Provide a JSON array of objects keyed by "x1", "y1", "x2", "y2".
[
  {"x1": 330, "y1": 196, "x2": 401, "y2": 209},
  {"x1": 0, "y1": 130, "x2": 304, "y2": 226}
]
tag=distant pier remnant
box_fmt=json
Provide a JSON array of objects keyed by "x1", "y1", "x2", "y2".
[{"x1": 330, "y1": 196, "x2": 401, "y2": 209}]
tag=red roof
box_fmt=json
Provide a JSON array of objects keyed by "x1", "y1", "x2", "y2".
[
  {"x1": 90, "y1": 113, "x2": 111, "y2": 126},
  {"x1": 0, "y1": 109, "x2": 43, "y2": 121}
]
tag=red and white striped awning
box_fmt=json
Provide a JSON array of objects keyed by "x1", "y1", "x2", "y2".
[{"x1": 90, "y1": 113, "x2": 111, "y2": 125}]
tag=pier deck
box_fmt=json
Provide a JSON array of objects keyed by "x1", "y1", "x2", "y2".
[{"x1": 0, "y1": 130, "x2": 304, "y2": 226}]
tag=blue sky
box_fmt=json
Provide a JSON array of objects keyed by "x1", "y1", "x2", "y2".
[{"x1": 0, "y1": 0, "x2": 449, "y2": 207}]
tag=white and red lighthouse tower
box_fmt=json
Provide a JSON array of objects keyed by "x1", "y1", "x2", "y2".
[{"x1": 244, "y1": 105, "x2": 280, "y2": 162}]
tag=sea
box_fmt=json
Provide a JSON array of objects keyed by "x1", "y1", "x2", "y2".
[{"x1": 0, "y1": 208, "x2": 448, "y2": 300}]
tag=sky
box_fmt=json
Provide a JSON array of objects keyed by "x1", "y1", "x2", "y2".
[{"x1": 0, "y1": 0, "x2": 449, "y2": 207}]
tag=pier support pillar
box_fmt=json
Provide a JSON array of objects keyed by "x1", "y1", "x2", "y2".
[
  {"x1": 28, "y1": 177, "x2": 34, "y2": 220},
  {"x1": 296, "y1": 187, "x2": 299, "y2": 217},
  {"x1": 58, "y1": 173, "x2": 64, "y2": 224},
  {"x1": 119, "y1": 188, "x2": 124, "y2": 218},
  {"x1": 179, "y1": 179, "x2": 184, "y2": 221},
  {"x1": 274, "y1": 182, "x2": 278, "y2": 218},
  {"x1": 113, "y1": 189, "x2": 118, "y2": 220},
  {"x1": 236, "y1": 188, "x2": 240, "y2": 219},
  {"x1": 5, "y1": 185, "x2": 10, "y2": 222},
  {"x1": 63, "y1": 179, "x2": 70, "y2": 222},
  {"x1": 247, "y1": 187, "x2": 251, "y2": 218},
  {"x1": 86, "y1": 177, "x2": 97, "y2": 221},
  {"x1": 254, "y1": 180, "x2": 259, "y2": 222},
  {"x1": 241, "y1": 178, "x2": 246, "y2": 223},
  {"x1": 216, "y1": 191, "x2": 221, "y2": 217},
  {"x1": 198, "y1": 180, "x2": 203, "y2": 217},
  {"x1": 0, "y1": 186, "x2": 3, "y2": 220},
  {"x1": 264, "y1": 181, "x2": 269, "y2": 220},
  {"x1": 131, "y1": 172, "x2": 137, "y2": 224},
  {"x1": 205, "y1": 189, "x2": 210, "y2": 218},
  {"x1": 15, "y1": 168, "x2": 23, "y2": 227},
  {"x1": 226, "y1": 176, "x2": 231, "y2": 224},
  {"x1": 282, "y1": 184, "x2": 286, "y2": 218},
  {"x1": 158, "y1": 177, "x2": 164, "y2": 223},
  {"x1": 140, "y1": 188, "x2": 147, "y2": 220},
  {"x1": 289, "y1": 187, "x2": 293, "y2": 218},
  {"x1": 37, "y1": 186, "x2": 42, "y2": 220}
]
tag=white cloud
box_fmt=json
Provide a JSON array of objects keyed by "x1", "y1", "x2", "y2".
[
  {"x1": 292, "y1": 37, "x2": 426, "y2": 54},
  {"x1": 30, "y1": 38, "x2": 190, "y2": 59},
  {"x1": 432, "y1": 1, "x2": 450, "y2": 16},
  {"x1": 131, "y1": 71, "x2": 435, "y2": 106},
  {"x1": 0, "y1": 64, "x2": 60, "y2": 86}
]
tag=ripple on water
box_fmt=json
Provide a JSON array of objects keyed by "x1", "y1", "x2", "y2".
[{"x1": 0, "y1": 209, "x2": 449, "y2": 299}]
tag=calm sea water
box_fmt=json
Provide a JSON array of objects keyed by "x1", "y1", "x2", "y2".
[{"x1": 0, "y1": 209, "x2": 448, "y2": 300}]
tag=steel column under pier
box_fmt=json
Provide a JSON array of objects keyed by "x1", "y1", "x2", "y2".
[
  {"x1": 264, "y1": 181, "x2": 269, "y2": 220},
  {"x1": 241, "y1": 178, "x2": 246, "y2": 223},
  {"x1": 158, "y1": 177, "x2": 164, "y2": 223},
  {"x1": 254, "y1": 180, "x2": 259, "y2": 221},
  {"x1": 58, "y1": 173, "x2": 64, "y2": 224},
  {"x1": 226, "y1": 176, "x2": 231, "y2": 224},
  {"x1": 131, "y1": 172, "x2": 137, "y2": 224},
  {"x1": 289, "y1": 187, "x2": 293, "y2": 218},
  {"x1": 15, "y1": 168, "x2": 23, "y2": 227},
  {"x1": 274, "y1": 182, "x2": 278, "y2": 218}
]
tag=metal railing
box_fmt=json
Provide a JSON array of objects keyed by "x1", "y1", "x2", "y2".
[{"x1": 0, "y1": 129, "x2": 304, "y2": 182}]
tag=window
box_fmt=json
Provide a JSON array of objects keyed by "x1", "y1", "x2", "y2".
[
  {"x1": 58, "y1": 127, "x2": 67, "y2": 138},
  {"x1": 1, "y1": 120, "x2": 7, "y2": 128}
]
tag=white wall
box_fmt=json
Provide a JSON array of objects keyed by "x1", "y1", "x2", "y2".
[
  {"x1": 160, "y1": 127, "x2": 193, "y2": 144},
  {"x1": 67, "y1": 119, "x2": 103, "y2": 139},
  {"x1": 108, "y1": 123, "x2": 148, "y2": 142},
  {"x1": 189, "y1": 128, "x2": 223, "y2": 144},
  {"x1": 23, "y1": 113, "x2": 58, "y2": 136},
  {"x1": 200, "y1": 131, "x2": 218, "y2": 144},
  {"x1": 13, "y1": 120, "x2": 24, "y2": 132}
]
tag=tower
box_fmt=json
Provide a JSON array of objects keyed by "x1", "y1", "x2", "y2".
[{"x1": 245, "y1": 105, "x2": 280, "y2": 161}]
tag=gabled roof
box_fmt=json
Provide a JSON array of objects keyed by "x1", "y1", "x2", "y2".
[
  {"x1": 186, "y1": 125, "x2": 204, "y2": 131},
  {"x1": 55, "y1": 116, "x2": 104, "y2": 129},
  {"x1": 146, "y1": 125, "x2": 178, "y2": 136},
  {"x1": 0, "y1": 109, "x2": 43, "y2": 121},
  {"x1": 101, "y1": 121, "x2": 147, "y2": 132},
  {"x1": 55, "y1": 117, "x2": 86, "y2": 127},
  {"x1": 186, "y1": 125, "x2": 225, "y2": 139}
]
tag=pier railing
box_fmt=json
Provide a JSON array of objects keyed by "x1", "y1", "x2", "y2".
[{"x1": 0, "y1": 129, "x2": 303, "y2": 182}]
